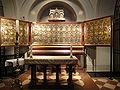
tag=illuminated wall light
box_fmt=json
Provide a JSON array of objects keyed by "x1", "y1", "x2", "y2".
[
  {"x1": 33, "y1": 22, "x2": 36, "y2": 23},
  {"x1": 79, "y1": 11, "x2": 83, "y2": 15},
  {"x1": 31, "y1": 11, "x2": 36, "y2": 15}
]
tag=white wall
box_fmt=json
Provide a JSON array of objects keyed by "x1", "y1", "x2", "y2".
[
  {"x1": 96, "y1": 47, "x2": 110, "y2": 72},
  {"x1": 86, "y1": 47, "x2": 111, "y2": 72}
]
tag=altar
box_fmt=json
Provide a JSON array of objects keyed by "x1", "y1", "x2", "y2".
[
  {"x1": 24, "y1": 56, "x2": 78, "y2": 86},
  {"x1": 0, "y1": 13, "x2": 112, "y2": 89}
]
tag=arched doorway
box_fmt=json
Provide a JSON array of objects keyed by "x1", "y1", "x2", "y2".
[{"x1": 113, "y1": 0, "x2": 120, "y2": 77}]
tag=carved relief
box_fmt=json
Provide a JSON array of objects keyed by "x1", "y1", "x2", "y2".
[
  {"x1": 48, "y1": 8, "x2": 65, "y2": 21},
  {"x1": 84, "y1": 17, "x2": 111, "y2": 45},
  {"x1": 0, "y1": 16, "x2": 111, "y2": 46},
  {"x1": 19, "y1": 21, "x2": 29, "y2": 45},
  {"x1": 1, "y1": 18, "x2": 16, "y2": 46},
  {"x1": 32, "y1": 23, "x2": 82, "y2": 45}
]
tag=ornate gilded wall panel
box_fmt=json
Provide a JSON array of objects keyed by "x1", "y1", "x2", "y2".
[
  {"x1": 84, "y1": 21, "x2": 95, "y2": 44},
  {"x1": 84, "y1": 17, "x2": 111, "y2": 45},
  {"x1": 19, "y1": 21, "x2": 29, "y2": 45},
  {"x1": 32, "y1": 23, "x2": 82, "y2": 45},
  {"x1": 1, "y1": 18, "x2": 16, "y2": 46},
  {"x1": 98, "y1": 17, "x2": 111, "y2": 44}
]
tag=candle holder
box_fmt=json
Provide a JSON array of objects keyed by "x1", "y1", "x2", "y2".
[
  {"x1": 11, "y1": 42, "x2": 23, "y2": 89},
  {"x1": 70, "y1": 45, "x2": 73, "y2": 58}
]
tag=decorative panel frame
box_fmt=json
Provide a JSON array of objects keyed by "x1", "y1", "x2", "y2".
[
  {"x1": 19, "y1": 20, "x2": 29, "y2": 46},
  {"x1": 0, "y1": 18, "x2": 16, "y2": 46},
  {"x1": 0, "y1": 17, "x2": 30, "y2": 47},
  {"x1": 32, "y1": 22, "x2": 83, "y2": 45},
  {"x1": 84, "y1": 16, "x2": 111, "y2": 46},
  {"x1": 0, "y1": 16, "x2": 112, "y2": 47}
]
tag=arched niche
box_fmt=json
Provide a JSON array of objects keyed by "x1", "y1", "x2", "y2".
[{"x1": 37, "y1": 1, "x2": 77, "y2": 22}]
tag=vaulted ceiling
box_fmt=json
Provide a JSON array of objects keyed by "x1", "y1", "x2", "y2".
[{"x1": 1, "y1": 0, "x2": 116, "y2": 22}]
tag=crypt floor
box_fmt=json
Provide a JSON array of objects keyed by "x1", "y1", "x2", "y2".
[{"x1": 0, "y1": 69, "x2": 120, "y2": 90}]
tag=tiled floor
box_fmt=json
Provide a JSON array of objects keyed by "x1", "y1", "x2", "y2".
[
  {"x1": 92, "y1": 77, "x2": 120, "y2": 90},
  {"x1": 2, "y1": 70, "x2": 120, "y2": 90},
  {"x1": 20, "y1": 71, "x2": 84, "y2": 86},
  {"x1": 0, "y1": 70, "x2": 84, "y2": 90}
]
